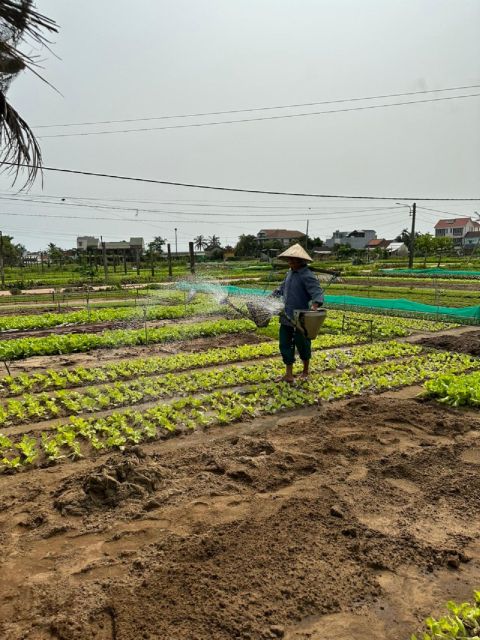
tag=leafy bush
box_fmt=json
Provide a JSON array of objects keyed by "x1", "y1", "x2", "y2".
[
  {"x1": 411, "y1": 591, "x2": 480, "y2": 639},
  {"x1": 424, "y1": 372, "x2": 480, "y2": 407}
]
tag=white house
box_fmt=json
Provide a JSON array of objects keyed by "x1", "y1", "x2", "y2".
[
  {"x1": 325, "y1": 229, "x2": 377, "y2": 250},
  {"x1": 434, "y1": 218, "x2": 480, "y2": 247}
]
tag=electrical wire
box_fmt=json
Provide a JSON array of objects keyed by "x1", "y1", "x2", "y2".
[
  {"x1": 0, "y1": 209, "x2": 405, "y2": 225},
  {"x1": 33, "y1": 83, "x2": 480, "y2": 129},
  {"x1": 0, "y1": 195, "x2": 407, "y2": 218},
  {"x1": 418, "y1": 205, "x2": 475, "y2": 218},
  {"x1": 4, "y1": 162, "x2": 479, "y2": 201},
  {"x1": 0, "y1": 192, "x2": 421, "y2": 212},
  {"x1": 37, "y1": 93, "x2": 480, "y2": 139}
]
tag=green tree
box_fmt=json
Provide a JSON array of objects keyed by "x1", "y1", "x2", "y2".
[
  {"x1": 432, "y1": 236, "x2": 454, "y2": 267},
  {"x1": 333, "y1": 243, "x2": 356, "y2": 260},
  {"x1": 262, "y1": 239, "x2": 284, "y2": 252},
  {"x1": 194, "y1": 235, "x2": 208, "y2": 251},
  {"x1": 415, "y1": 233, "x2": 434, "y2": 266},
  {"x1": 1, "y1": 235, "x2": 24, "y2": 266},
  {"x1": 207, "y1": 235, "x2": 221, "y2": 250},
  {"x1": 149, "y1": 236, "x2": 166, "y2": 254},
  {"x1": 306, "y1": 236, "x2": 323, "y2": 251},
  {"x1": 47, "y1": 242, "x2": 65, "y2": 267},
  {"x1": 234, "y1": 234, "x2": 258, "y2": 257}
]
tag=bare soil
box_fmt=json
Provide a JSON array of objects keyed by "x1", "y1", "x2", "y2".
[
  {"x1": 415, "y1": 329, "x2": 480, "y2": 356},
  {"x1": 0, "y1": 393, "x2": 479, "y2": 640}
]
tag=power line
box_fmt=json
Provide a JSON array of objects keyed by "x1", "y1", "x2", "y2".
[
  {"x1": 37, "y1": 93, "x2": 480, "y2": 139},
  {"x1": 0, "y1": 192, "x2": 415, "y2": 212},
  {"x1": 0, "y1": 195, "x2": 406, "y2": 218},
  {"x1": 5, "y1": 162, "x2": 480, "y2": 201},
  {"x1": 417, "y1": 205, "x2": 469, "y2": 217},
  {"x1": 0, "y1": 209, "x2": 405, "y2": 224},
  {"x1": 34, "y1": 83, "x2": 480, "y2": 129},
  {"x1": 8, "y1": 191, "x2": 467, "y2": 210}
]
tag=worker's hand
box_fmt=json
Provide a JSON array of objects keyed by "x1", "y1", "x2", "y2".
[{"x1": 311, "y1": 303, "x2": 319, "y2": 310}]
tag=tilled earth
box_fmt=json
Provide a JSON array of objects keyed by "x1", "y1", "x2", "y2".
[
  {"x1": 415, "y1": 328, "x2": 480, "y2": 356},
  {"x1": 0, "y1": 394, "x2": 479, "y2": 640}
]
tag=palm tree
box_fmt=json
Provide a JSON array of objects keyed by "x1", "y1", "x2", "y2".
[
  {"x1": 194, "y1": 235, "x2": 208, "y2": 251},
  {"x1": 0, "y1": 1, "x2": 57, "y2": 187},
  {"x1": 207, "y1": 235, "x2": 221, "y2": 249}
]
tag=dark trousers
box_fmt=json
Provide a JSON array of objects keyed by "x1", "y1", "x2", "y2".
[{"x1": 279, "y1": 324, "x2": 312, "y2": 365}]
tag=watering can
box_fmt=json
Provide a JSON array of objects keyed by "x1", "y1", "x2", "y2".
[{"x1": 292, "y1": 309, "x2": 328, "y2": 339}]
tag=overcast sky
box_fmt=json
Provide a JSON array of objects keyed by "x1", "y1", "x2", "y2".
[{"x1": 1, "y1": 0, "x2": 479, "y2": 251}]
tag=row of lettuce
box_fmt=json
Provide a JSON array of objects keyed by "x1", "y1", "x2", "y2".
[
  {"x1": 0, "y1": 332, "x2": 364, "y2": 396},
  {"x1": 0, "y1": 311, "x2": 457, "y2": 362},
  {"x1": 0, "y1": 294, "x2": 215, "y2": 331},
  {"x1": 0, "y1": 341, "x2": 420, "y2": 426},
  {"x1": 1, "y1": 343, "x2": 478, "y2": 471}
]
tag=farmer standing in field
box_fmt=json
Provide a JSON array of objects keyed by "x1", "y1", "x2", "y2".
[{"x1": 272, "y1": 244, "x2": 324, "y2": 384}]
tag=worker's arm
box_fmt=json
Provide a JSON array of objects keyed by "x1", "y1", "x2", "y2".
[{"x1": 302, "y1": 270, "x2": 324, "y2": 308}]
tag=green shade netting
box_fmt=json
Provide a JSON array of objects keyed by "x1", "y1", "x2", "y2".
[
  {"x1": 324, "y1": 294, "x2": 480, "y2": 320},
  {"x1": 177, "y1": 282, "x2": 480, "y2": 321},
  {"x1": 381, "y1": 267, "x2": 480, "y2": 278}
]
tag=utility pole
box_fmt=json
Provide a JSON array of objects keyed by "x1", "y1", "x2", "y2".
[
  {"x1": 0, "y1": 231, "x2": 4, "y2": 287},
  {"x1": 167, "y1": 243, "x2": 173, "y2": 277},
  {"x1": 305, "y1": 219, "x2": 309, "y2": 250},
  {"x1": 408, "y1": 202, "x2": 416, "y2": 269},
  {"x1": 189, "y1": 241, "x2": 195, "y2": 274},
  {"x1": 174, "y1": 228, "x2": 178, "y2": 257},
  {"x1": 101, "y1": 236, "x2": 108, "y2": 282},
  {"x1": 150, "y1": 246, "x2": 155, "y2": 277}
]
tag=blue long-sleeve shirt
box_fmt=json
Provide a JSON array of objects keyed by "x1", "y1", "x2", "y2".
[{"x1": 273, "y1": 266, "x2": 324, "y2": 325}]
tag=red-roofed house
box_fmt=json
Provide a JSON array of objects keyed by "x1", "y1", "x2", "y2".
[
  {"x1": 434, "y1": 218, "x2": 480, "y2": 247},
  {"x1": 366, "y1": 238, "x2": 389, "y2": 250}
]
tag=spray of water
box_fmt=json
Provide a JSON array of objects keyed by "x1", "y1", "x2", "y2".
[{"x1": 175, "y1": 275, "x2": 284, "y2": 326}]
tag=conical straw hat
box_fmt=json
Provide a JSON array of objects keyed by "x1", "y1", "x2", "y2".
[{"x1": 277, "y1": 243, "x2": 313, "y2": 262}]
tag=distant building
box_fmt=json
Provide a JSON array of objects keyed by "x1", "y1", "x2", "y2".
[
  {"x1": 366, "y1": 238, "x2": 389, "y2": 250},
  {"x1": 23, "y1": 251, "x2": 47, "y2": 265},
  {"x1": 434, "y1": 218, "x2": 480, "y2": 247},
  {"x1": 385, "y1": 241, "x2": 408, "y2": 256},
  {"x1": 77, "y1": 236, "x2": 99, "y2": 251},
  {"x1": 256, "y1": 229, "x2": 305, "y2": 246},
  {"x1": 463, "y1": 231, "x2": 480, "y2": 249},
  {"x1": 325, "y1": 229, "x2": 376, "y2": 250},
  {"x1": 313, "y1": 249, "x2": 334, "y2": 261},
  {"x1": 77, "y1": 236, "x2": 144, "y2": 255}
]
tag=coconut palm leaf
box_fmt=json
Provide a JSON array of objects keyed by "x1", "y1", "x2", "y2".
[
  {"x1": 0, "y1": 1, "x2": 57, "y2": 187},
  {"x1": 0, "y1": 89, "x2": 41, "y2": 186}
]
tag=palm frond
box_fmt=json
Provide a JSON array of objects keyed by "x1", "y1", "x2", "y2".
[
  {"x1": 0, "y1": 1, "x2": 57, "y2": 187},
  {"x1": 0, "y1": 88, "x2": 41, "y2": 187},
  {"x1": 0, "y1": 1, "x2": 57, "y2": 45}
]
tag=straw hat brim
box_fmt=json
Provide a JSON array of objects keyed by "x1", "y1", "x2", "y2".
[{"x1": 277, "y1": 243, "x2": 313, "y2": 262}]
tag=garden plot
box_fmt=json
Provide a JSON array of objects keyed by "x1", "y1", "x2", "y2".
[
  {"x1": 0, "y1": 308, "x2": 478, "y2": 639},
  {"x1": 0, "y1": 393, "x2": 479, "y2": 640}
]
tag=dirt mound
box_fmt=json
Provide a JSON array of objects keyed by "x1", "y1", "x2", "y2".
[
  {"x1": 416, "y1": 330, "x2": 480, "y2": 356},
  {"x1": 54, "y1": 451, "x2": 165, "y2": 515},
  {"x1": 1, "y1": 395, "x2": 479, "y2": 639}
]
